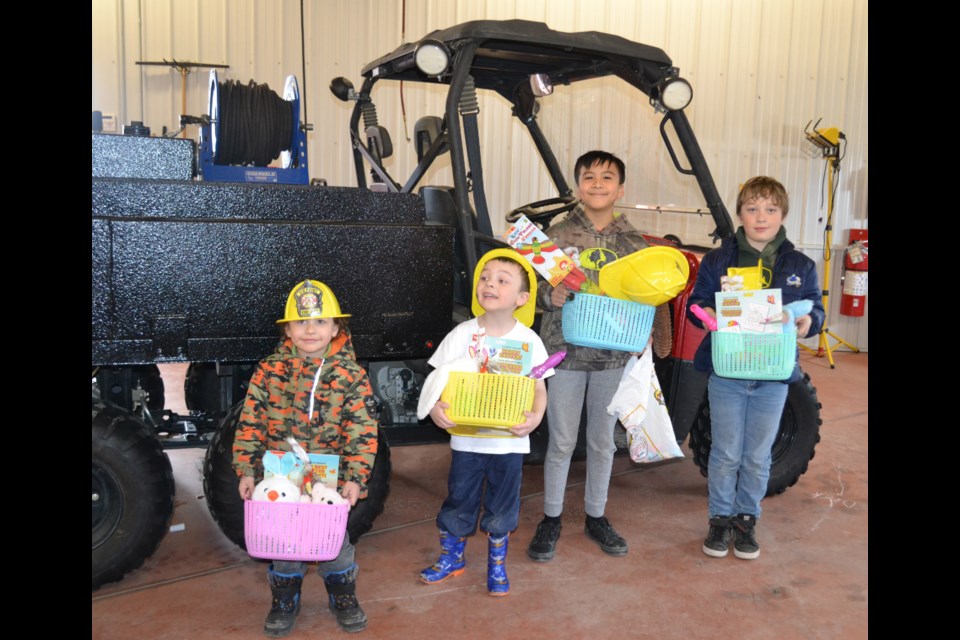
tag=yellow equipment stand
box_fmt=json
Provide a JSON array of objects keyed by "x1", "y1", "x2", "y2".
[{"x1": 800, "y1": 123, "x2": 859, "y2": 368}]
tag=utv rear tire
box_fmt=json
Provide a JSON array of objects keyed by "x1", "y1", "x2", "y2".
[
  {"x1": 689, "y1": 372, "x2": 822, "y2": 497},
  {"x1": 202, "y1": 403, "x2": 247, "y2": 549},
  {"x1": 202, "y1": 402, "x2": 391, "y2": 548},
  {"x1": 92, "y1": 397, "x2": 175, "y2": 590}
]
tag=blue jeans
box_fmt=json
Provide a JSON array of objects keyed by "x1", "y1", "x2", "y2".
[
  {"x1": 437, "y1": 450, "x2": 524, "y2": 537},
  {"x1": 272, "y1": 538, "x2": 355, "y2": 579},
  {"x1": 706, "y1": 374, "x2": 789, "y2": 518}
]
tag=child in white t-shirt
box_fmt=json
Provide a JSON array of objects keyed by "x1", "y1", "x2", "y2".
[{"x1": 419, "y1": 248, "x2": 553, "y2": 597}]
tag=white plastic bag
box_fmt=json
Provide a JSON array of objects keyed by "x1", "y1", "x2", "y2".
[{"x1": 607, "y1": 349, "x2": 684, "y2": 463}]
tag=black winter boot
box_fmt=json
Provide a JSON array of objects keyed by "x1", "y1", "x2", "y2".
[
  {"x1": 323, "y1": 564, "x2": 368, "y2": 633},
  {"x1": 264, "y1": 566, "x2": 303, "y2": 637}
]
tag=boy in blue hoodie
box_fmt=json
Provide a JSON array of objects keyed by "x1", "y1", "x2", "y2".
[{"x1": 686, "y1": 177, "x2": 824, "y2": 560}]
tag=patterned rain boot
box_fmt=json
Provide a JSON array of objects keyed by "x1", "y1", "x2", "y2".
[
  {"x1": 323, "y1": 564, "x2": 368, "y2": 633},
  {"x1": 419, "y1": 529, "x2": 467, "y2": 584},
  {"x1": 264, "y1": 565, "x2": 303, "y2": 637},
  {"x1": 487, "y1": 533, "x2": 510, "y2": 597}
]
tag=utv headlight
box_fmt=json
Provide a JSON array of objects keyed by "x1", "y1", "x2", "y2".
[
  {"x1": 655, "y1": 76, "x2": 693, "y2": 111},
  {"x1": 414, "y1": 40, "x2": 451, "y2": 77}
]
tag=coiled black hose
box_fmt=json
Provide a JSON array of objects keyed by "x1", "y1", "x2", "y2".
[{"x1": 214, "y1": 79, "x2": 294, "y2": 166}]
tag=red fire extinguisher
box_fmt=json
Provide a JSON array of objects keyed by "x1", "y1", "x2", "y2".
[{"x1": 840, "y1": 229, "x2": 868, "y2": 316}]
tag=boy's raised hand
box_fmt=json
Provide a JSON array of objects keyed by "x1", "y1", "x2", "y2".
[
  {"x1": 550, "y1": 282, "x2": 571, "y2": 308},
  {"x1": 429, "y1": 401, "x2": 457, "y2": 431}
]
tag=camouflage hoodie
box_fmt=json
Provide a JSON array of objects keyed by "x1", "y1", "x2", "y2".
[
  {"x1": 232, "y1": 330, "x2": 379, "y2": 498},
  {"x1": 537, "y1": 206, "x2": 651, "y2": 371}
]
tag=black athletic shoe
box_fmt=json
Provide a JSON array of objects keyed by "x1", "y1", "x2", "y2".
[
  {"x1": 584, "y1": 516, "x2": 628, "y2": 556},
  {"x1": 732, "y1": 514, "x2": 760, "y2": 560},
  {"x1": 702, "y1": 516, "x2": 733, "y2": 558},
  {"x1": 527, "y1": 518, "x2": 562, "y2": 561}
]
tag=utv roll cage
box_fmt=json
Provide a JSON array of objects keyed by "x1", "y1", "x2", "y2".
[{"x1": 333, "y1": 19, "x2": 733, "y2": 283}]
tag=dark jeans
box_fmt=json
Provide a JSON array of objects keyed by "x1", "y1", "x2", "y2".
[{"x1": 437, "y1": 450, "x2": 523, "y2": 538}]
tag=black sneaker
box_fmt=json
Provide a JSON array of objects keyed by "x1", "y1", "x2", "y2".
[
  {"x1": 527, "y1": 518, "x2": 562, "y2": 561},
  {"x1": 732, "y1": 514, "x2": 760, "y2": 560},
  {"x1": 702, "y1": 516, "x2": 732, "y2": 558},
  {"x1": 584, "y1": 516, "x2": 628, "y2": 556}
]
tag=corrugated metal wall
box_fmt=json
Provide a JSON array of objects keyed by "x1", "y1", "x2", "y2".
[{"x1": 92, "y1": 0, "x2": 868, "y2": 351}]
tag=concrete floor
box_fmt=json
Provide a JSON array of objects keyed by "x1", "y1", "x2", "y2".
[{"x1": 92, "y1": 350, "x2": 867, "y2": 639}]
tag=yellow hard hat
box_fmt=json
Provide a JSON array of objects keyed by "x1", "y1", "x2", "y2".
[
  {"x1": 276, "y1": 279, "x2": 351, "y2": 324},
  {"x1": 471, "y1": 248, "x2": 538, "y2": 327},
  {"x1": 599, "y1": 246, "x2": 690, "y2": 306}
]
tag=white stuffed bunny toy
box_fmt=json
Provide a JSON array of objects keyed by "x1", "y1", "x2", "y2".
[
  {"x1": 253, "y1": 475, "x2": 301, "y2": 503},
  {"x1": 253, "y1": 450, "x2": 306, "y2": 502}
]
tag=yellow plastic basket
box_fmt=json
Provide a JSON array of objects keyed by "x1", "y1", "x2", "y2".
[
  {"x1": 711, "y1": 331, "x2": 796, "y2": 381},
  {"x1": 440, "y1": 372, "x2": 535, "y2": 437}
]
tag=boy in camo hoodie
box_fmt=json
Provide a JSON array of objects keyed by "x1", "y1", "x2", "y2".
[
  {"x1": 233, "y1": 279, "x2": 378, "y2": 636},
  {"x1": 527, "y1": 150, "x2": 671, "y2": 562}
]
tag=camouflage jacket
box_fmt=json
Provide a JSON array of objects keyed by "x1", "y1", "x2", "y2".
[
  {"x1": 232, "y1": 330, "x2": 379, "y2": 498},
  {"x1": 537, "y1": 207, "x2": 652, "y2": 371}
]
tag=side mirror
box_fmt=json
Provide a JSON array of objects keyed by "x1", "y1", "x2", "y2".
[{"x1": 330, "y1": 77, "x2": 357, "y2": 102}]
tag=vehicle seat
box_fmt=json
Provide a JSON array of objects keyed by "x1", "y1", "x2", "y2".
[{"x1": 421, "y1": 186, "x2": 470, "y2": 309}]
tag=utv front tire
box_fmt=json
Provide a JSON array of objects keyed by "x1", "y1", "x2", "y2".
[
  {"x1": 92, "y1": 397, "x2": 175, "y2": 590},
  {"x1": 689, "y1": 372, "x2": 822, "y2": 497},
  {"x1": 202, "y1": 402, "x2": 392, "y2": 548}
]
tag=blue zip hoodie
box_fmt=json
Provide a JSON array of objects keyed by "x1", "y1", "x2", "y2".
[{"x1": 686, "y1": 233, "x2": 825, "y2": 383}]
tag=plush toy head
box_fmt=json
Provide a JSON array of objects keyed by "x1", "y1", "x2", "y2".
[
  {"x1": 311, "y1": 485, "x2": 346, "y2": 505},
  {"x1": 253, "y1": 475, "x2": 302, "y2": 503},
  {"x1": 262, "y1": 451, "x2": 306, "y2": 485}
]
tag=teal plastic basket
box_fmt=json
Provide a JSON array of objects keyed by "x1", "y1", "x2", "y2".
[
  {"x1": 561, "y1": 293, "x2": 655, "y2": 352},
  {"x1": 711, "y1": 331, "x2": 796, "y2": 380}
]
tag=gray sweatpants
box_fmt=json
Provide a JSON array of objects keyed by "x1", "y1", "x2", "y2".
[{"x1": 542, "y1": 368, "x2": 623, "y2": 519}]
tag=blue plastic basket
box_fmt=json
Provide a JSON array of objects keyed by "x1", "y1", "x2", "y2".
[
  {"x1": 711, "y1": 331, "x2": 797, "y2": 381},
  {"x1": 561, "y1": 293, "x2": 655, "y2": 352}
]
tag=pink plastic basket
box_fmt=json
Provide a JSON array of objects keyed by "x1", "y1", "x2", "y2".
[{"x1": 244, "y1": 499, "x2": 349, "y2": 561}]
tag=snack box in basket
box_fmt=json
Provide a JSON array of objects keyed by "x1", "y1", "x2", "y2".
[
  {"x1": 714, "y1": 289, "x2": 782, "y2": 334},
  {"x1": 502, "y1": 214, "x2": 586, "y2": 290}
]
